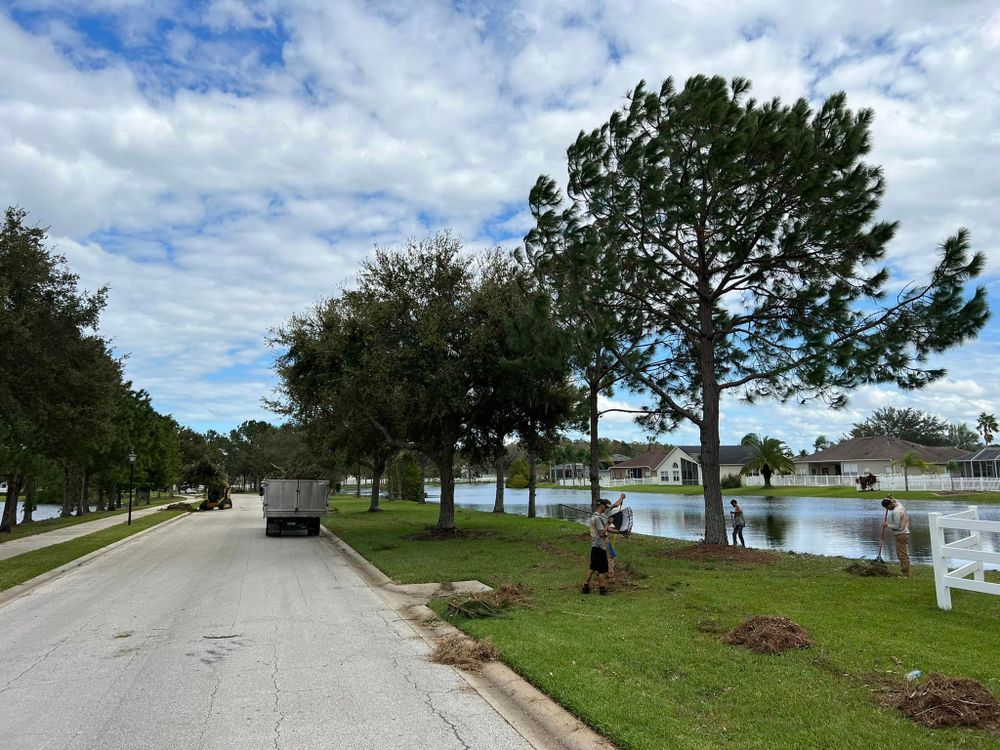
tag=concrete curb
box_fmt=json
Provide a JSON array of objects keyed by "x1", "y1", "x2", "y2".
[
  {"x1": 0, "y1": 511, "x2": 193, "y2": 610},
  {"x1": 319, "y1": 527, "x2": 616, "y2": 750}
]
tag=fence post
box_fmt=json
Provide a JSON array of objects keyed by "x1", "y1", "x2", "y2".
[
  {"x1": 969, "y1": 506, "x2": 985, "y2": 583},
  {"x1": 928, "y1": 512, "x2": 951, "y2": 611}
]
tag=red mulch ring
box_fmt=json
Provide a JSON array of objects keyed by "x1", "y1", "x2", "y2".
[
  {"x1": 655, "y1": 544, "x2": 779, "y2": 564},
  {"x1": 875, "y1": 674, "x2": 1000, "y2": 733},
  {"x1": 405, "y1": 528, "x2": 493, "y2": 541},
  {"x1": 724, "y1": 615, "x2": 814, "y2": 654}
]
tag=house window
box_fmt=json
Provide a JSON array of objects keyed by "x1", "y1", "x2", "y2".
[
  {"x1": 673, "y1": 470, "x2": 680, "y2": 482},
  {"x1": 842, "y1": 463, "x2": 859, "y2": 475},
  {"x1": 660, "y1": 471, "x2": 669, "y2": 482}
]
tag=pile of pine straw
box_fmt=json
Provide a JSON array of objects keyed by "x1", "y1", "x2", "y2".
[
  {"x1": 876, "y1": 673, "x2": 1000, "y2": 733},
  {"x1": 724, "y1": 615, "x2": 814, "y2": 654},
  {"x1": 430, "y1": 634, "x2": 500, "y2": 672}
]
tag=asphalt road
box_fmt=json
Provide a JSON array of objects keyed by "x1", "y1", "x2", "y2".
[{"x1": 0, "y1": 494, "x2": 538, "y2": 750}]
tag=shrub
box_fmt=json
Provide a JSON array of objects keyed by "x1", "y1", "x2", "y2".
[
  {"x1": 720, "y1": 473, "x2": 742, "y2": 489},
  {"x1": 506, "y1": 473, "x2": 529, "y2": 489}
]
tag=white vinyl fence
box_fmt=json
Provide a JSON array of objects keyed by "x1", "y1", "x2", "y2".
[
  {"x1": 928, "y1": 506, "x2": 1000, "y2": 610},
  {"x1": 744, "y1": 474, "x2": 1000, "y2": 492}
]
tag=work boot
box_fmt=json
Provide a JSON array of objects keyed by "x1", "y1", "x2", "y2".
[
  {"x1": 599, "y1": 587, "x2": 608, "y2": 596},
  {"x1": 581, "y1": 584, "x2": 591, "y2": 594}
]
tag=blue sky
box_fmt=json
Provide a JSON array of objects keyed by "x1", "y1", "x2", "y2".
[{"x1": 2, "y1": 0, "x2": 999, "y2": 453}]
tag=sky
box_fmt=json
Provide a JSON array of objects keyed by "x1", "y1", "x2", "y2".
[{"x1": 2, "y1": 0, "x2": 999, "y2": 454}]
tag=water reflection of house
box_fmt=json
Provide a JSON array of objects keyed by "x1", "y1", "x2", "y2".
[
  {"x1": 955, "y1": 446, "x2": 1000, "y2": 478},
  {"x1": 793, "y1": 436, "x2": 966, "y2": 477},
  {"x1": 609, "y1": 446, "x2": 754, "y2": 485}
]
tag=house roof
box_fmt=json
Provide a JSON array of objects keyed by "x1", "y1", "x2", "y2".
[
  {"x1": 679, "y1": 445, "x2": 754, "y2": 465},
  {"x1": 957, "y1": 446, "x2": 1000, "y2": 462},
  {"x1": 796, "y1": 436, "x2": 967, "y2": 465},
  {"x1": 612, "y1": 450, "x2": 671, "y2": 470}
]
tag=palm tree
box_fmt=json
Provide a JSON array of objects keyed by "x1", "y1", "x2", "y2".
[
  {"x1": 891, "y1": 451, "x2": 937, "y2": 492},
  {"x1": 740, "y1": 434, "x2": 796, "y2": 489},
  {"x1": 976, "y1": 413, "x2": 997, "y2": 445},
  {"x1": 945, "y1": 460, "x2": 962, "y2": 492}
]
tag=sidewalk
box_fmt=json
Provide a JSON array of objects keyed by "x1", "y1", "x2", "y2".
[{"x1": 0, "y1": 505, "x2": 172, "y2": 562}]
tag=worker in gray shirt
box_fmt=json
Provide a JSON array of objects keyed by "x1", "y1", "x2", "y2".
[
  {"x1": 582, "y1": 493, "x2": 625, "y2": 595},
  {"x1": 881, "y1": 496, "x2": 910, "y2": 577}
]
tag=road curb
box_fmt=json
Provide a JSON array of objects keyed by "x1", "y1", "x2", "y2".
[
  {"x1": 319, "y1": 527, "x2": 616, "y2": 750},
  {"x1": 0, "y1": 511, "x2": 193, "y2": 610}
]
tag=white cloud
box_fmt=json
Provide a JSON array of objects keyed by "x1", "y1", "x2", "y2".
[{"x1": 1, "y1": 1, "x2": 998, "y2": 436}]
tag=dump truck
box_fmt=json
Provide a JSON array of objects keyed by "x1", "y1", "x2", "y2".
[{"x1": 260, "y1": 479, "x2": 329, "y2": 536}]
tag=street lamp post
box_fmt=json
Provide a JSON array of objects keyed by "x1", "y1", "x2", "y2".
[{"x1": 127, "y1": 450, "x2": 137, "y2": 526}]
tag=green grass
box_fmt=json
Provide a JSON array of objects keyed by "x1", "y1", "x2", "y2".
[
  {"x1": 535, "y1": 482, "x2": 1000, "y2": 503},
  {"x1": 0, "y1": 492, "x2": 182, "y2": 544},
  {"x1": 324, "y1": 497, "x2": 1000, "y2": 750},
  {"x1": 0, "y1": 510, "x2": 185, "y2": 591}
]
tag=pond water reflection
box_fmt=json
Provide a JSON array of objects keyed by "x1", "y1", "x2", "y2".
[{"x1": 438, "y1": 485, "x2": 1000, "y2": 569}]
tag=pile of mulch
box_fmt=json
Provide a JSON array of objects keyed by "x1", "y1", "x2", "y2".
[
  {"x1": 430, "y1": 634, "x2": 500, "y2": 672},
  {"x1": 844, "y1": 561, "x2": 894, "y2": 577},
  {"x1": 446, "y1": 584, "x2": 532, "y2": 619},
  {"x1": 655, "y1": 544, "x2": 779, "y2": 565},
  {"x1": 724, "y1": 615, "x2": 814, "y2": 654},
  {"x1": 405, "y1": 528, "x2": 493, "y2": 541},
  {"x1": 875, "y1": 674, "x2": 1000, "y2": 733},
  {"x1": 164, "y1": 502, "x2": 196, "y2": 512}
]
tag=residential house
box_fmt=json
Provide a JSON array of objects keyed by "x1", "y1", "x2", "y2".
[
  {"x1": 549, "y1": 454, "x2": 630, "y2": 482},
  {"x1": 609, "y1": 445, "x2": 754, "y2": 485},
  {"x1": 955, "y1": 446, "x2": 1000, "y2": 479},
  {"x1": 793, "y1": 435, "x2": 967, "y2": 477}
]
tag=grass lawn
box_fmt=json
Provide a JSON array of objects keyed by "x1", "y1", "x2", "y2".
[
  {"x1": 0, "y1": 510, "x2": 185, "y2": 591},
  {"x1": 0, "y1": 492, "x2": 182, "y2": 544},
  {"x1": 535, "y1": 482, "x2": 1000, "y2": 503},
  {"x1": 325, "y1": 497, "x2": 1000, "y2": 750}
]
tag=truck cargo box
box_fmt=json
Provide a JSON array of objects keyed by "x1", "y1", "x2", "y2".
[{"x1": 261, "y1": 479, "x2": 329, "y2": 536}]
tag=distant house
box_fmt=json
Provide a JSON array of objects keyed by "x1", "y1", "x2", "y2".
[
  {"x1": 955, "y1": 446, "x2": 1000, "y2": 479},
  {"x1": 549, "y1": 454, "x2": 630, "y2": 482},
  {"x1": 793, "y1": 435, "x2": 967, "y2": 477},
  {"x1": 609, "y1": 445, "x2": 754, "y2": 485}
]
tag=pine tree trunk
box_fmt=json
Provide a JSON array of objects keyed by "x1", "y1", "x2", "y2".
[
  {"x1": 437, "y1": 447, "x2": 456, "y2": 531},
  {"x1": 698, "y1": 311, "x2": 728, "y2": 545},
  {"x1": 356, "y1": 462, "x2": 362, "y2": 497},
  {"x1": 588, "y1": 377, "x2": 601, "y2": 510},
  {"x1": 527, "y1": 451, "x2": 537, "y2": 518},
  {"x1": 368, "y1": 466, "x2": 382, "y2": 512},
  {"x1": 1, "y1": 474, "x2": 21, "y2": 533},
  {"x1": 23, "y1": 477, "x2": 35, "y2": 523},
  {"x1": 60, "y1": 465, "x2": 73, "y2": 517},
  {"x1": 78, "y1": 468, "x2": 90, "y2": 515},
  {"x1": 493, "y1": 453, "x2": 505, "y2": 513},
  {"x1": 97, "y1": 486, "x2": 106, "y2": 512}
]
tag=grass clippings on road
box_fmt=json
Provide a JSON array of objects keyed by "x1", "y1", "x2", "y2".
[
  {"x1": 324, "y1": 496, "x2": 1000, "y2": 750},
  {"x1": 0, "y1": 510, "x2": 185, "y2": 591}
]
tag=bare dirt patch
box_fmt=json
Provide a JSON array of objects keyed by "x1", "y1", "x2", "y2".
[
  {"x1": 655, "y1": 544, "x2": 779, "y2": 565},
  {"x1": 165, "y1": 502, "x2": 196, "y2": 511},
  {"x1": 874, "y1": 674, "x2": 1000, "y2": 733},
  {"x1": 446, "y1": 584, "x2": 532, "y2": 619},
  {"x1": 724, "y1": 615, "x2": 814, "y2": 654},
  {"x1": 844, "y1": 561, "x2": 894, "y2": 577},
  {"x1": 430, "y1": 634, "x2": 501, "y2": 672},
  {"x1": 405, "y1": 528, "x2": 494, "y2": 541}
]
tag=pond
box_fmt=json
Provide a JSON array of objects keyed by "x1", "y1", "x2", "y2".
[
  {"x1": 12, "y1": 503, "x2": 97, "y2": 522},
  {"x1": 434, "y1": 485, "x2": 1000, "y2": 570}
]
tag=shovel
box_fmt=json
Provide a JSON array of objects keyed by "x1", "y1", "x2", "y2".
[{"x1": 874, "y1": 508, "x2": 889, "y2": 566}]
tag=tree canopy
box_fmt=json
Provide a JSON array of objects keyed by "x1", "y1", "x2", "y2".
[{"x1": 527, "y1": 75, "x2": 989, "y2": 543}]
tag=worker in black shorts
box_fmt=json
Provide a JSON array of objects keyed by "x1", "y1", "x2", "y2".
[{"x1": 582, "y1": 493, "x2": 625, "y2": 595}]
